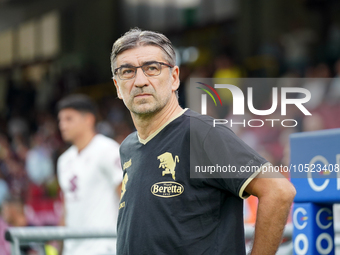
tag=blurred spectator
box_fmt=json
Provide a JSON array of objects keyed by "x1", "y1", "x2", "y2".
[
  {"x1": 26, "y1": 133, "x2": 54, "y2": 186},
  {"x1": 1, "y1": 197, "x2": 27, "y2": 227},
  {"x1": 1, "y1": 197, "x2": 58, "y2": 255},
  {"x1": 213, "y1": 55, "x2": 243, "y2": 117},
  {"x1": 214, "y1": 55, "x2": 243, "y2": 79},
  {"x1": 328, "y1": 58, "x2": 340, "y2": 102},
  {"x1": 7, "y1": 114, "x2": 29, "y2": 139},
  {"x1": 280, "y1": 21, "x2": 316, "y2": 75},
  {"x1": 257, "y1": 37, "x2": 285, "y2": 76},
  {"x1": 0, "y1": 171, "x2": 9, "y2": 206},
  {"x1": 0, "y1": 134, "x2": 29, "y2": 200},
  {"x1": 35, "y1": 70, "x2": 57, "y2": 112},
  {"x1": 0, "y1": 216, "x2": 10, "y2": 255},
  {"x1": 302, "y1": 113, "x2": 325, "y2": 132},
  {"x1": 300, "y1": 63, "x2": 331, "y2": 110}
]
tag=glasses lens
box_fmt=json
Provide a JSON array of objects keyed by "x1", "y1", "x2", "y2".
[
  {"x1": 120, "y1": 67, "x2": 136, "y2": 79},
  {"x1": 143, "y1": 62, "x2": 161, "y2": 76}
]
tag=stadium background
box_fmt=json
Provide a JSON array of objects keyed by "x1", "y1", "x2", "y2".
[{"x1": 0, "y1": 0, "x2": 340, "y2": 254}]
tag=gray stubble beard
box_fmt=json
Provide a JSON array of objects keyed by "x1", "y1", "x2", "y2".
[{"x1": 130, "y1": 92, "x2": 171, "y2": 118}]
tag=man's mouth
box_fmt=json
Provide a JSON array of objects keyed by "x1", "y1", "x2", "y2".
[{"x1": 135, "y1": 93, "x2": 152, "y2": 98}]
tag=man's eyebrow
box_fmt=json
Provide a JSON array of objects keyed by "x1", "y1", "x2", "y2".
[
  {"x1": 141, "y1": 60, "x2": 158, "y2": 65},
  {"x1": 118, "y1": 60, "x2": 159, "y2": 68},
  {"x1": 118, "y1": 63, "x2": 135, "y2": 68}
]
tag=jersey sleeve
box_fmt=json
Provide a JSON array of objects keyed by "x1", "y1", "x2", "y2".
[
  {"x1": 203, "y1": 125, "x2": 268, "y2": 199},
  {"x1": 101, "y1": 143, "x2": 123, "y2": 188}
]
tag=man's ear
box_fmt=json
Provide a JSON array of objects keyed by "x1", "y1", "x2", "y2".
[
  {"x1": 171, "y1": 66, "x2": 180, "y2": 92},
  {"x1": 113, "y1": 78, "x2": 123, "y2": 99}
]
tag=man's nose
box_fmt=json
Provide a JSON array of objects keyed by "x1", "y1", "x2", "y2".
[{"x1": 134, "y1": 68, "x2": 149, "y2": 87}]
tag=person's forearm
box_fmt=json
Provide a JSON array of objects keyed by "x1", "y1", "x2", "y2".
[{"x1": 250, "y1": 193, "x2": 293, "y2": 255}]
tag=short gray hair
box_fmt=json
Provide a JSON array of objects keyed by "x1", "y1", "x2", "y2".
[{"x1": 110, "y1": 28, "x2": 176, "y2": 75}]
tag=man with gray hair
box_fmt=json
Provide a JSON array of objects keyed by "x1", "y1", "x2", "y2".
[{"x1": 111, "y1": 28, "x2": 296, "y2": 255}]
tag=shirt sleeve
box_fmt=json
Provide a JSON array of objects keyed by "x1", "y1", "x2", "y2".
[
  {"x1": 101, "y1": 143, "x2": 123, "y2": 188},
  {"x1": 203, "y1": 125, "x2": 268, "y2": 199}
]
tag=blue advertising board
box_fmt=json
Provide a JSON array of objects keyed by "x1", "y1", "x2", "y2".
[
  {"x1": 293, "y1": 203, "x2": 334, "y2": 255},
  {"x1": 290, "y1": 128, "x2": 340, "y2": 203}
]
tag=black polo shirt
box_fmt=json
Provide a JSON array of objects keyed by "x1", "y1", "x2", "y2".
[{"x1": 117, "y1": 109, "x2": 268, "y2": 255}]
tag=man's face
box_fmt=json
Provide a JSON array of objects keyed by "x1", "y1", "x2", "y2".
[
  {"x1": 58, "y1": 108, "x2": 92, "y2": 143},
  {"x1": 113, "y1": 46, "x2": 179, "y2": 115}
]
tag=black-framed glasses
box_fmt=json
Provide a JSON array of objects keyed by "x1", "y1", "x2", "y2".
[{"x1": 114, "y1": 61, "x2": 174, "y2": 80}]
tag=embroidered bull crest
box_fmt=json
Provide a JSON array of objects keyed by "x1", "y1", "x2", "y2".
[{"x1": 157, "y1": 152, "x2": 179, "y2": 180}]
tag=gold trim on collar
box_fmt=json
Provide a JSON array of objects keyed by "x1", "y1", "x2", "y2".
[{"x1": 138, "y1": 108, "x2": 188, "y2": 145}]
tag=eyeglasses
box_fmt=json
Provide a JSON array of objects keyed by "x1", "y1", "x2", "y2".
[{"x1": 114, "y1": 61, "x2": 174, "y2": 80}]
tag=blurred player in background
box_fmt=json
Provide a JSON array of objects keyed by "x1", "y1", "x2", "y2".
[
  {"x1": 111, "y1": 28, "x2": 296, "y2": 255},
  {"x1": 57, "y1": 94, "x2": 122, "y2": 255}
]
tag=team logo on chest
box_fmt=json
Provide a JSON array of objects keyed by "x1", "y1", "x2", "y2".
[
  {"x1": 157, "y1": 152, "x2": 179, "y2": 180},
  {"x1": 152, "y1": 153, "x2": 183, "y2": 198}
]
